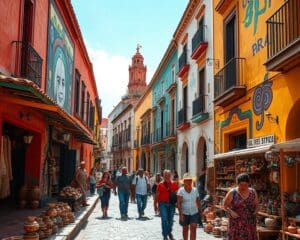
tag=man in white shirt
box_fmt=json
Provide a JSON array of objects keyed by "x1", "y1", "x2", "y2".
[{"x1": 133, "y1": 168, "x2": 150, "y2": 219}]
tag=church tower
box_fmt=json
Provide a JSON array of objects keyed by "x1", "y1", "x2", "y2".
[{"x1": 128, "y1": 45, "x2": 147, "y2": 97}]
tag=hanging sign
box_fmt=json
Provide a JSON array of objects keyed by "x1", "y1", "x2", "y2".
[{"x1": 247, "y1": 135, "x2": 275, "y2": 148}]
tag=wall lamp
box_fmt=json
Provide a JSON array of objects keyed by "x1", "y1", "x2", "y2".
[
  {"x1": 265, "y1": 112, "x2": 279, "y2": 124},
  {"x1": 206, "y1": 58, "x2": 220, "y2": 69},
  {"x1": 63, "y1": 133, "x2": 71, "y2": 142},
  {"x1": 24, "y1": 132, "x2": 34, "y2": 144}
]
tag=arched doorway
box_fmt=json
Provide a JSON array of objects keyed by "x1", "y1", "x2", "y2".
[
  {"x1": 181, "y1": 142, "x2": 189, "y2": 176},
  {"x1": 196, "y1": 137, "x2": 207, "y2": 176},
  {"x1": 141, "y1": 151, "x2": 146, "y2": 170},
  {"x1": 286, "y1": 99, "x2": 300, "y2": 140}
]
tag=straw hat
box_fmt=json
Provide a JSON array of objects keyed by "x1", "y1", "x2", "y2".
[{"x1": 179, "y1": 173, "x2": 196, "y2": 184}]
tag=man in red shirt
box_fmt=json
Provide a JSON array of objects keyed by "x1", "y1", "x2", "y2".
[{"x1": 156, "y1": 169, "x2": 179, "y2": 240}]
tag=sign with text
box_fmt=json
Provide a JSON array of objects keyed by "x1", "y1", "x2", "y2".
[{"x1": 247, "y1": 135, "x2": 275, "y2": 148}]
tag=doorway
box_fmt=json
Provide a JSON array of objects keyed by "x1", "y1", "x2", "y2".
[{"x1": 181, "y1": 142, "x2": 189, "y2": 176}]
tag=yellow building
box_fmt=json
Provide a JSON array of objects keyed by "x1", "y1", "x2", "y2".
[
  {"x1": 133, "y1": 88, "x2": 152, "y2": 171},
  {"x1": 213, "y1": 0, "x2": 300, "y2": 153}
]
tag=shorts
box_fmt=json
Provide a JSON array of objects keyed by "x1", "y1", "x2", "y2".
[{"x1": 179, "y1": 213, "x2": 200, "y2": 226}]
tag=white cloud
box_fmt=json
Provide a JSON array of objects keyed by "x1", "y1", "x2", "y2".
[{"x1": 88, "y1": 47, "x2": 130, "y2": 117}]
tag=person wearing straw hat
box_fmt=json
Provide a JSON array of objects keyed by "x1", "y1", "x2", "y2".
[{"x1": 177, "y1": 173, "x2": 201, "y2": 240}]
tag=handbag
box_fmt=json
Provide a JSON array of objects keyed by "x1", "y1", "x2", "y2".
[
  {"x1": 163, "y1": 181, "x2": 177, "y2": 204},
  {"x1": 97, "y1": 187, "x2": 105, "y2": 197}
]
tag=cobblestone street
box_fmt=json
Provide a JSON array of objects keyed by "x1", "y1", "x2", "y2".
[{"x1": 75, "y1": 194, "x2": 218, "y2": 240}]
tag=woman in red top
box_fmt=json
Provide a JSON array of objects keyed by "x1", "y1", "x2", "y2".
[
  {"x1": 156, "y1": 169, "x2": 179, "y2": 240},
  {"x1": 96, "y1": 171, "x2": 113, "y2": 218}
]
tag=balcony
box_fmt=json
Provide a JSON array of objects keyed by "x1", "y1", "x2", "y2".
[
  {"x1": 177, "y1": 50, "x2": 190, "y2": 78},
  {"x1": 134, "y1": 139, "x2": 140, "y2": 148},
  {"x1": 13, "y1": 41, "x2": 43, "y2": 87},
  {"x1": 165, "y1": 121, "x2": 176, "y2": 142},
  {"x1": 265, "y1": 0, "x2": 300, "y2": 72},
  {"x1": 214, "y1": 57, "x2": 246, "y2": 108},
  {"x1": 191, "y1": 95, "x2": 209, "y2": 123},
  {"x1": 191, "y1": 27, "x2": 208, "y2": 60},
  {"x1": 177, "y1": 108, "x2": 190, "y2": 131},
  {"x1": 141, "y1": 134, "x2": 151, "y2": 146}
]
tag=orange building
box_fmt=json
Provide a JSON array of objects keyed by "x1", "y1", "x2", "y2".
[{"x1": 0, "y1": 0, "x2": 101, "y2": 206}]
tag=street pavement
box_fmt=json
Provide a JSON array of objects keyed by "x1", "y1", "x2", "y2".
[{"x1": 75, "y1": 194, "x2": 218, "y2": 240}]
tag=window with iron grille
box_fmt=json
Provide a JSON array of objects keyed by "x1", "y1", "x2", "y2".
[
  {"x1": 74, "y1": 70, "x2": 80, "y2": 114},
  {"x1": 89, "y1": 103, "x2": 94, "y2": 129},
  {"x1": 81, "y1": 82, "x2": 86, "y2": 119},
  {"x1": 86, "y1": 92, "x2": 90, "y2": 123}
]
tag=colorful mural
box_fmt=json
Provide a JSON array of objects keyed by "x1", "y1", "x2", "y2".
[
  {"x1": 243, "y1": 0, "x2": 272, "y2": 35},
  {"x1": 46, "y1": 0, "x2": 74, "y2": 113},
  {"x1": 252, "y1": 73, "x2": 273, "y2": 130}
]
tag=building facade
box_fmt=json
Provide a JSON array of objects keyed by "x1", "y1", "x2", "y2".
[
  {"x1": 151, "y1": 41, "x2": 178, "y2": 174},
  {"x1": 0, "y1": 0, "x2": 101, "y2": 204},
  {"x1": 175, "y1": 0, "x2": 214, "y2": 181}
]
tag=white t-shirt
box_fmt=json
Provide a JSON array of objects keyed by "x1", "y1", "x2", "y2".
[
  {"x1": 133, "y1": 175, "x2": 148, "y2": 195},
  {"x1": 177, "y1": 187, "x2": 199, "y2": 215}
]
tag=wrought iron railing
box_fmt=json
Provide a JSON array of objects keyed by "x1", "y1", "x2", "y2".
[
  {"x1": 178, "y1": 49, "x2": 188, "y2": 70},
  {"x1": 165, "y1": 121, "x2": 176, "y2": 137},
  {"x1": 214, "y1": 57, "x2": 245, "y2": 99},
  {"x1": 192, "y1": 26, "x2": 206, "y2": 54},
  {"x1": 152, "y1": 128, "x2": 162, "y2": 143},
  {"x1": 13, "y1": 41, "x2": 43, "y2": 87},
  {"x1": 141, "y1": 134, "x2": 151, "y2": 145},
  {"x1": 178, "y1": 108, "x2": 187, "y2": 126},
  {"x1": 266, "y1": 0, "x2": 300, "y2": 59},
  {"x1": 192, "y1": 95, "x2": 206, "y2": 116}
]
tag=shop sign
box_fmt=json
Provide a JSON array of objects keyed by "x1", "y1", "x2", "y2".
[{"x1": 247, "y1": 135, "x2": 275, "y2": 148}]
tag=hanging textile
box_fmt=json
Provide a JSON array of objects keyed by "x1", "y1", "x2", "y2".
[{"x1": 0, "y1": 135, "x2": 12, "y2": 199}]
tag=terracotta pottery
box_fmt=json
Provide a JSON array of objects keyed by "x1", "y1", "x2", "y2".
[
  {"x1": 212, "y1": 226, "x2": 221, "y2": 237},
  {"x1": 265, "y1": 218, "x2": 278, "y2": 230},
  {"x1": 206, "y1": 212, "x2": 215, "y2": 222},
  {"x1": 31, "y1": 186, "x2": 41, "y2": 201},
  {"x1": 46, "y1": 205, "x2": 57, "y2": 217},
  {"x1": 30, "y1": 201, "x2": 39, "y2": 209},
  {"x1": 287, "y1": 223, "x2": 297, "y2": 234},
  {"x1": 24, "y1": 216, "x2": 39, "y2": 233},
  {"x1": 23, "y1": 232, "x2": 39, "y2": 240},
  {"x1": 297, "y1": 228, "x2": 300, "y2": 235},
  {"x1": 250, "y1": 165, "x2": 257, "y2": 173},
  {"x1": 19, "y1": 185, "x2": 28, "y2": 200},
  {"x1": 204, "y1": 222, "x2": 213, "y2": 233},
  {"x1": 19, "y1": 200, "x2": 27, "y2": 209}
]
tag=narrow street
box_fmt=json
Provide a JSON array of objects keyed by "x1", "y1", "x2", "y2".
[{"x1": 75, "y1": 194, "x2": 217, "y2": 240}]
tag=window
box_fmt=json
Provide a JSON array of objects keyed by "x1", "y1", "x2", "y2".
[
  {"x1": 171, "y1": 65, "x2": 175, "y2": 83},
  {"x1": 86, "y1": 92, "x2": 90, "y2": 123},
  {"x1": 89, "y1": 101, "x2": 94, "y2": 129},
  {"x1": 161, "y1": 80, "x2": 164, "y2": 96},
  {"x1": 74, "y1": 70, "x2": 80, "y2": 114},
  {"x1": 81, "y1": 82, "x2": 86, "y2": 119},
  {"x1": 229, "y1": 131, "x2": 246, "y2": 151},
  {"x1": 183, "y1": 86, "x2": 188, "y2": 122}
]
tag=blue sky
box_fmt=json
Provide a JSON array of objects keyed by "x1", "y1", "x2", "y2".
[{"x1": 71, "y1": 0, "x2": 188, "y2": 117}]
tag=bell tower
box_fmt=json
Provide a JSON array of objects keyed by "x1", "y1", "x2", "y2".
[{"x1": 128, "y1": 44, "x2": 147, "y2": 96}]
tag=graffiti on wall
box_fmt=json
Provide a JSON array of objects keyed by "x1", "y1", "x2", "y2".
[
  {"x1": 252, "y1": 36, "x2": 268, "y2": 56},
  {"x1": 46, "y1": 0, "x2": 74, "y2": 113},
  {"x1": 243, "y1": 0, "x2": 272, "y2": 35},
  {"x1": 252, "y1": 73, "x2": 273, "y2": 130}
]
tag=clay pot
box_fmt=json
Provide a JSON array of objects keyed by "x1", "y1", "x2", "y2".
[
  {"x1": 23, "y1": 233, "x2": 39, "y2": 240},
  {"x1": 287, "y1": 224, "x2": 297, "y2": 234},
  {"x1": 30, "y1": 201, "x2": 39, "y2": 209},
  {"x1": 204, "y1": 222, "x2": 213, "y2": 233},
  {"x1": 46, "y1": 205, "x2": 57, "y2": 217},
  {"x1": 19, "y1": 200, "x2": 27, "y2": 209},
  {"x1": 250, "y1": 165, "x2": 257, "y2": 173},
  {"x1": 265, "y1": 218, "x2": 278, "y2": 230},
  {"x1": 19, "y1": 185, "x2": 28, "y2": 200},
  {"x1": 212, "y1": 226, "x2": 221, "y2": 237},
  {"x1": 206, "y1": 212, "x2": 215, "y2": 222},
  {"x1": 24, "y1": 216, "x2": 39, "y2": 233}
]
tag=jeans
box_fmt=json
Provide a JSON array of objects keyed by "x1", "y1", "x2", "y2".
[
  {"x1": 118, "y1": 191, "x2": 130, "y2": 216},
  {"x1": 90, "y1": 183, "x2": 96, "y2": 195},
  {"x1": 136, "y1": 194, "x2": 147, "y2": 216},
  {"x1": 159, "y1": 202, "x2": 175, "y2": 238}
]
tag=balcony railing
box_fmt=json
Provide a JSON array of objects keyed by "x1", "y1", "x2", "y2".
[
  {"x1": 152, "y1": 128, "x2": 162, "y2": 143},
  {"x1": 214, "y1": 57, "x2": 245, "y2": 99},
  {"x1": 192, "y1": 95, "x2": 206, "y2": 116},
  {"x1": 178, "y1": 108, "x2": 187, "y2": 126},
  {"x1": 266, "y1": 0, "x2": 300, "y2": 60},
  {"x1": 13, "y1": 41, "x2": 43, "y2": 87},
  {"x1": 178, "y1": 49, "x2": 188, "y2": 71},
  {"x1": 141, "y1": 134, "x2": 151, "y2": 145},
  {"x1": 192, "y1": 26, "x2": 206, "y2": 53},
  {"x1": 165, "y1": 121, "x2": 175, "y2": 137}
]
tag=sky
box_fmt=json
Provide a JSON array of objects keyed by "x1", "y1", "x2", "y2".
[{"x1": 71, "y1": 0, "x2": 189, "y2": 117}]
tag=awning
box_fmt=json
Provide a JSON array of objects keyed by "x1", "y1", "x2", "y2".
[
  {"x1": 0, "y1": 74, "x2": 95, "y2": 144},
  {"x1": 213, "y1": 144, "x2": 272, "y2": 160},
  {"x1": 270, "y1": 138, "x2": 300, "y2": 151}
]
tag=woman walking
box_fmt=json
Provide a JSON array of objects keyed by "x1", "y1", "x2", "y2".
[
  {"x1": 223, "y1": 173, "x2": 259, "y2": 240},
  {"x1": 97, "y1": 171, "x2": 113, "y2": 218},
  {"x1": 152, "y1": 173, "x2": 162, "y2": 215},
  {"x1": 177, "y1": 173, "x2": 201, "y2": 240}
]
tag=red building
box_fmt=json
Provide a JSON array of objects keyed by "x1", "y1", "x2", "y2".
[{"x1": 0, "y1": 0, "x2": 101, "y2": 205}]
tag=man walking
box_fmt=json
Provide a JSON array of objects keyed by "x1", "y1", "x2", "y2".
[
  {"x1": 133, "y1": 168, "x2": 150, "y2": 219},
  {"x1": 114, "y1": 167, "x2": 131, "y2": 220},
  {"x1": 156, "y1": 169, "x2": 179, "y2": 240}
]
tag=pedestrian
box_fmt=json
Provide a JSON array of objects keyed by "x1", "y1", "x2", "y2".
[
  {"x1": 96, "y1": 171, "x2": 113, "y2": 218},
  {"x1": 89, "y1": 168, "x2": 96, "y2": 195},
  {"x1": 72, "y1": 161, "x2": 89, "y2": 207},
  {"x1": 114, "y1": 166, "x2": 131, "y2": 220},
  {"x1": 152, "y1": 173, "x2": 162, "y2": 215},
  {"x1": 177, "y1": 173, "x2": 201, "y2": 240},
  {"x1": 197, "y1": 167, "x2": 206, "y2": 200},
  {"x1": 172, "y1": 170, "x2": 179, "y2": 185},
  {"x1": 223, "y1": 173, "x2": 259, "y2": 240},
  {"x1": 133, "y1": 168, "x2": 150, "y2": 219},
  {"x1": 129, "y1": 171, "x2": 136, "y2": 203},
  {"x1": 156, "y1": 169, "x2": 179, "y2": 240}
]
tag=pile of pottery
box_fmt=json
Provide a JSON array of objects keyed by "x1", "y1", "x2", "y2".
[
  {"x1": 23, "y1": 202, "x2": 75, "y2": 239},
  {"x1": 59, "y1": 186, "x2": 81, "y2": 198}
]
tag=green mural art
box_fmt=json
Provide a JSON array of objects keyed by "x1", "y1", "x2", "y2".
[{"x1": 243, "y1": 0, "x2": 271, "y2": 35}]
